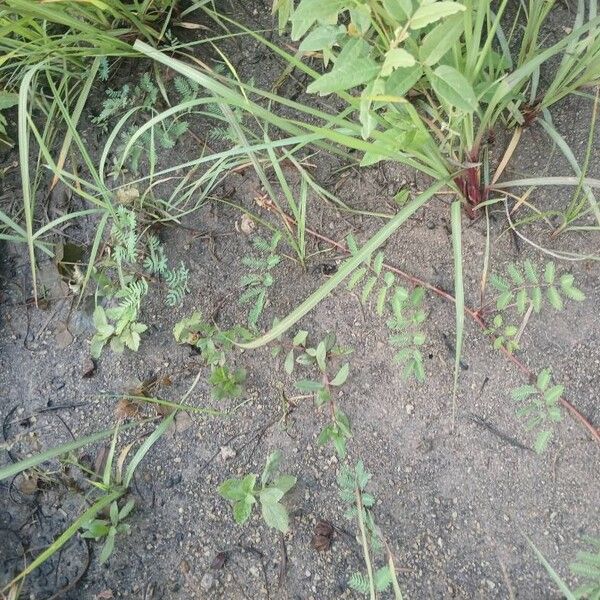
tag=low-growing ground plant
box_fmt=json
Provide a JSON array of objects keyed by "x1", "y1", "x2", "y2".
[
  {"x1": 511, "y1": 368, "x2": 564, "y2": 453},
  {"x1": 173, "y1": 311, "x2": 251, "y2": 399},
  {"x1": 90, "y1": 207, "x2": 189, "y2": 357},
  {"x1": 219, "y1": 450, "x2": 296, "y2": 533},
  {"x1": 239, "y1": 232, "x2": 282, "y2": 330},
  {"x1": 293, "y1": 332, "x2": 353, "y2": 458}
]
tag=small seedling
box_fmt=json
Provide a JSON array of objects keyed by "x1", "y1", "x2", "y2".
[
  {"x1": 210, "y1": 366, "x2": 246, "y2": 400},
  {"x1": 93, "y1": 73, "x2": 191, "y2": 175},
  {"x1": 387, "y1": 286, "x2": 427, "y2": 381},
  {"x1": 173, "y1": 312, "x2": 251, "y2": 399},
  {"x1": 485, "y1": 314, "x2": 519, "y2": 353},
  {"x1": 346, "y1": 233, "x2": 398, "y2": 316},
  {"x1": 511, "y1": 368, "x2": 564, "y2": 453},
  {"x1": 239, "y1": 232, "x2": 281, "y2": 329},
  {"x1": 219, "y1": 451, "x2": 296, "y2": 533},
  {"x1": 91, "y1": 208, "x2": 190, "y2": 358},
  {"x1": 294, "y1": 332, "x2": 352, "y2": 458},
  {"x1": 485, "y1": 261, "x2": 585, "y2": 353},
  {"x1": 91, "y1": 282, "x2": 148, "y2": 358},
  {"x1": 81, "y1": 498, "x2": 135, "y2": 564}
]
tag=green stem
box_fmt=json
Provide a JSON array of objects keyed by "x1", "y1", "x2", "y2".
[{"x1": 356, "y1": 487, "x2": 377, "y2": 600}]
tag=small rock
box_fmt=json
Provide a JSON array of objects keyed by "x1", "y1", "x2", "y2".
[
  {"x1": 50, "y1": 376, "x2": 65, "y2": 391},
  {"x1": 405, "y1": 403, "x2": 414, "y2": 415},
  {"x1": 174, "y1": 412, "x2": 193, "y2": 433},
  {"x1": 210, "y1": 551, "x2": 228, "y2": 570},
  {"x1": 220, "y1": 446, "x2": 237, "y2": 461},
  {"x1": 82, "y1": 357, "x2": 96, "y2": 378},
  {"x1": 200, "y1": 572, "x2": 214, "y2": 592}
]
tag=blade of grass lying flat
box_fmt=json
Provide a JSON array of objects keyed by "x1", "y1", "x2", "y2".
[
  {"x1": 494, "y1": 176, "x2": 600, "y2": 189},
  {"x1": 526, "y1": 537, "x2": 576, "y2": 600},
  {"x1": 239, "y1": 179, "x2": 448, "y2": 349},
  {"x1": 123, "y1": 412, "x2": 174, "y2": 488},
  {"x1": 0, "y1": 421, "x2": 140, "y2": 481},
  {"x1": 18, "y1": 65, "x2": 41, "y2": 302},
  {"x1": 450, "y1": 201, "x2": 464, "y2": 428}
]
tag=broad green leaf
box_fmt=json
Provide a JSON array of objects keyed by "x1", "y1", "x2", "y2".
[
  {"x1": 0, "y1": 92, "x2": 19, "y2": 111},
  {"x1": 350, "y1": 5, "x2": 372, "y2": 34},
  {"x1": 299, "y1": 24, "x2": 345, "y2": 51},
  {"x1": 419, "y1": 14, "x2": 464, "y2": 66},
  {"x1": 118, "y1": 499, "x2": 135, "y2": 520},
  {"x1": 93, "y1": 306, "x2": 108, "y2": 329},
  {"x1": 544, "y1": 262, "x2": 555, "y2": 284},
  {"x1": 260, "y1": 487, "x2": 285, "y2": 504},
  {"x1": 410, "y1": 1, "x2": 465, "y2": 29},
  {"x1": 316, "y1": 387, "x2": 331, "y2": 406},
  {"x1": 293, "y1": 330, "x2": 308, "y2": 346},
  {"x1": 261, "y1": 500, "x2": 290, "y2": 532},
  {"x1": 382, "y1": 0, "x2": 412, "y2": 20},
  {"x1": 308, "y1": 39, "x2": 379, "y2": 95},
  {"x1": 316, "y1": 341, "x2": 327, "y2": 371},
  {"x1": 272, "y1": 475, "x2": 297, "y2": 494},
  {"x1": 385, "y1": 64, "x2": 423, "y2": 97},
  {"x1": 291, "y1": 0, "x2": 346, "y2": 40},
  {"x1": 544, "y1": 385, "x2": 564, "y2": 405},
  {"x1": 429, "y1": 65, "x2": 477, "y2": 112},
  {"x1": 284, "y1": 349, "x2": 295, "y2": 374},
  {"x1": 261, "y1": 451, "x2": 282, "y2": 486},
  {"x1": 295, "y1": 379, "x2": 325, "y2": 392},
  {"x1": 99, "y1": 529, "x2": 116, "y2": 564},
  {"x1": 381, "y1": 48, "x2": 416, "y2": 76},
  {"x1": 330, "y1": 363, "x2": 350, "y2": 386},
  {"x1": 219, "y1": 478, "x2": 248, "y2": 502},
  {"x1": 233, "y1": 499, "x2": 254, "y2": 524}
]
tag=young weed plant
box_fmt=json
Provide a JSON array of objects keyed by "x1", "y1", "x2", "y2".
[
  {"x1": 239, "y1": 231, "x2": 282, "y2": 330},
  {"x1": 511, "y1": 368, "x2": 564, "y2": 453},
  {"x1": 219, "y1": 450, "x2": 296, "y2": 533},
  {"x1": 90, "y1": 207, "x2": 189, "y2": 358},
  {"x1": 293, "y1": 332, "x2": 353, "y2": 458},
  {"x1": 173, "y1": 311, "x2": 250, "y2": 399}
]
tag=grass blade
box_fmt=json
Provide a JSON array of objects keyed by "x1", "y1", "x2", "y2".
[
  {"x1": 450, "y1": 200, "x2": 464, "y2": 428},
  {"x1": 0, "y1": 422, "x2": 139, "y2": 481},
  {"x1": 526, "y1": 537, "x2": 576, "y2": 600}
]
